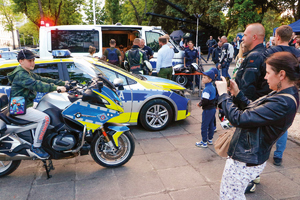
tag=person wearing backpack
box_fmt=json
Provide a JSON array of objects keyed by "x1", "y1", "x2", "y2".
[
  {"x1": 125, "y1": 38, "x2": 148, "y2": 74},
  {"x1": 218, "y1": 36, "x2": 234, "y2": 78},
  {"x1": 103, "y1": 39, "x2": 122, "y2": 66}
]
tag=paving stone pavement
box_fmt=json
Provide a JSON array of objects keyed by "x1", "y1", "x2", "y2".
[{"x1": 0, "y1": 62, "x2": 300, "y2": 200}]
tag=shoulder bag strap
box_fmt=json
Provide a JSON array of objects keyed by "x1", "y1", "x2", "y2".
[{"x1": 277, "y1": 93, "x2": 297, "y2": 107}]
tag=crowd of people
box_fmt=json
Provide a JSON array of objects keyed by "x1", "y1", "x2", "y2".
[{"x1": 196, "y1": 23, "x2": 300, "y2": 199}]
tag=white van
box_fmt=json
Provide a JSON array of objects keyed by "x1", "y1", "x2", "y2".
[{"x1": 39, "y1": 24, "x2": 184, "y2": 71}]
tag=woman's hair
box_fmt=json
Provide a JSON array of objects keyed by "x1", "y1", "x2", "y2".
[
  {"x1": 266, "y1": 51, "x2": 300, "y2": 82},
  {"x1": 88, "y1": 46, "x2": 96, "y2": 54},
  {"x1": 236, "y1": 41, "x2": 244, "y2": 61}
]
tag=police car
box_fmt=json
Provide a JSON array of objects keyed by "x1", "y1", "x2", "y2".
[{"x1": 0, "y1": 51, "x2": 191, "y2": 131}]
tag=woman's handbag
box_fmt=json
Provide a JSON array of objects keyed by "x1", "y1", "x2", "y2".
[{"x1": 214, "y1": 128, "x2": 235, "y2": 157}]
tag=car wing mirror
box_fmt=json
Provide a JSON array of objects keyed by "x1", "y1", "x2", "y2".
[
  {"x1": 97, "y1": 81, "x2": 103, "y2": 92},
  {"x1": 113, "y1": 78, "x2": 124, "y2": 90}
]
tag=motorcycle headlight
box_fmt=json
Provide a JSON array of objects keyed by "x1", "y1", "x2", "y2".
[{"x1": 171, "y1": 89, "x2": 186, "y2": 97}]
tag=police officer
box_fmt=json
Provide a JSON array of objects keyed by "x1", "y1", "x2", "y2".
[
  {"x1": 125, "y1": 38, "x2": 147, "y2": 74},
  {"x1": 184, "y1": 40, "x2": 199, "y2": 89}
]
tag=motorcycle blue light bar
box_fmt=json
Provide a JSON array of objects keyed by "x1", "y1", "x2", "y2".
[{"x1": 52, "y1": 49, "x2": 71, "y2": 58}]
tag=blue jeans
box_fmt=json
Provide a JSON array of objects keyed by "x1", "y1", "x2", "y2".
[
  {"x1": 201, "y1": 108, "x2": 216, "y2": 142},
  {"x1": 274, "y1": 131, "x2": 288, "y2": 159},
  {"x1": 215, "y1": 63, "x2": 221, "y2": 80},
  {"x1": 221, "y1": 62, "x2": 231, "y2": 78},
  {"x1": 207, "y1": 47, "x2": 214, "y2": 61}
]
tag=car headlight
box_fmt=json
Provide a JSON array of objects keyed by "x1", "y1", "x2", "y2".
[{"x1": 171, "y1": 89, "x2": 186, "y2": 97}]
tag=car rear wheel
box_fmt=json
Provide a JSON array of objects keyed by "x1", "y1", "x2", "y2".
[
  {"x1": 139, "y1": 99, "x2": 173, "y2": 131},
  {"x1": 172, "y1": 75, "x2": 188, "y2": 87}
]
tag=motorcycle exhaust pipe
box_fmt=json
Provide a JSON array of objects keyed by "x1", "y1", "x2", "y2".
[{"x1": 0, "y1": 153, "x2": 33, "y2": 161}]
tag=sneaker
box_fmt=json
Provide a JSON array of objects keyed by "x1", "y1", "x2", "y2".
[
  {"x1": 253, "y1": 176, "x2": 260, "y2": 184},
  {"x1": 208, "y1": 140, "x2": 213, "y2": 145},
  {"x1": 30, "y1": 146, "x2": 49, "y2": 159},
  {"x1": 245, "y1": 181, "x2": 256, "y2": 193},
  {"x1": 195, "y1": 141, "x2": 207, "y2": 148},
  {"x1": 273, "y1": 157, "x2": 282, "y2": 166}
]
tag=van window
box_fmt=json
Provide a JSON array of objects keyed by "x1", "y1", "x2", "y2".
[
  {"x1": 145, "y1": 31, "x2": 162, "y2": 53},
  {"x1": 51, "y1": 30, "x2": 99, "y2": 53}
]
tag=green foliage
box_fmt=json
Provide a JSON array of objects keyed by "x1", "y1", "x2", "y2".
[
  {"x1": 120, "y1": 0, "x2": 154, "y2": 25},
  {"x1": 105, "y1": 0, "x2": 120, "y2": 24},
  {"x1": 18, "y1": 21, "x2": 39, "y2": 45},
  {"x1": 83, "y1": 0, "x2": 107, "y2": 25},
  {"x1": 232, "y1": 0, "x2": 261, "y2": 28},
  {"x1": 11, "y1": 0, "x2": 84, "y2": 27},
  {"x1": 261, "y1": 9, "x2": 281, "y2": 40}
]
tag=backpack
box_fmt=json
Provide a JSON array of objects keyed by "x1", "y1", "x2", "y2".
[{"x1": 107, "y1": 48, "x2": 119, "y2": 65}]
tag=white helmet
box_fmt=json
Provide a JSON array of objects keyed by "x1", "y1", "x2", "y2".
[
  {"x1": 144, "y1": 60, "x2": 152, "y2": 72},
  {"x1": 191, "y1": 63, "x2": 198, "y2": 70}
]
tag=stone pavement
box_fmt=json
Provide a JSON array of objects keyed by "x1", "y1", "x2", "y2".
[
  {"x1": 1, "y1": 98, "x2": 300, "y2": 200},
  {"x1": 1, "y1": 61, "x2": 300, "y2": 200}
]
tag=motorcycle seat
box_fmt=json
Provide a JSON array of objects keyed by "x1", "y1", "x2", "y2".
[{"x1": 0, "y1": 109, "x2": 33, "y2": 125}]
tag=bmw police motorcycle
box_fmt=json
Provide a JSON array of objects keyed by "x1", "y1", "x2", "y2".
[{"x1": 0, "y1": 57, "x2": 135, "y2": 178}]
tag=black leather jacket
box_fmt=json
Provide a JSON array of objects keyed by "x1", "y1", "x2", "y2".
[
  {"x1": 235, "y1": 43, "x2": 271, "y2": 101},
  {"x1": 218, "y1": 86, "x2": 299, "y2": 165}
]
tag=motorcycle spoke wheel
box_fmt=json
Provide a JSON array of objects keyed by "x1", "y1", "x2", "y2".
[
  {"x1": 0, "y1": 161, "x2": 12, "y2": 173},
  {"x1": 0, "y1": 160, "x2": 21, "y2": 178}
]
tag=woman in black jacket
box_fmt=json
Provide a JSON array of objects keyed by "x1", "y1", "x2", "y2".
[{"x1": 216, "y1": 51, "x2": 299, "y2": 199}]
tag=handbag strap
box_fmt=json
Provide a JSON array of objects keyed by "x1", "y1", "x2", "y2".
[{"x1": 277, "y1": 93, "x2": 297, "y2": 107}]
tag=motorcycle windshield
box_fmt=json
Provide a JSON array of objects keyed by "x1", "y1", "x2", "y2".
[{"x1": 73, "y1": 58, "x2": 99, "y2": 79}]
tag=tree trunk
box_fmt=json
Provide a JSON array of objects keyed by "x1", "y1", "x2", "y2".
[
  {"x1": 129, "y1": 0, "x2": 141, "y2": 25},
  {"x1": 11, "y1": 29, "x2": 16, "y2": 49},
  {"x1": 38, "y1": 0, "x2": 44, "y2": 21}
]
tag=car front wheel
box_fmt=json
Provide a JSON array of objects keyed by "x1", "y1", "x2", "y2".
[{"x1": 139, "y1": 99, "x2": 173, "y2": 131}]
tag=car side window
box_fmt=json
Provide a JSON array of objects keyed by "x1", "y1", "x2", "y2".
[
  {"x1": 96, "y1": 66, "x2": 129, "y2": 86},
  {"x1": 33, "y1": 63, "x2": 60, "y2": 79},
  {"x1": 145, "y1": 31, "x2": 162, "y2": 53},
  {"x1": 117, "y1": 74, "x2": 128, "y2": 86},
  {"x1": 66, "y1": 63, "x2": 93, "y2": 84},
  {"x1": 0, "y1": 67, "x2": 16, "y2": 85}
]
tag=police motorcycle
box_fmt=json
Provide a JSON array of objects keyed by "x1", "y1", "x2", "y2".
[
  {"x1": 0, "y1": 58, "x2": 135, "y2": 179},
  {"x1": 172, "y1": 63, "x2": 203, "y2": 87}
]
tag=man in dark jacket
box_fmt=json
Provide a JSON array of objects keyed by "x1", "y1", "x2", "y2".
[
  {"x1": 206, "y1": 36, "x2": 217, "y2": 61},
  {"x1": 125, "y1": 38, "x2": 147, "y2": 74},
  {"x1": 263, "y1": 25, "x2": 300, "y2": 166},
  {"x1": 7, "y1": 50, "x2": 66, "y2": 159},
  {"x1": 235, "y1": 23, "x2": 269, "y2": 101},
  {"x1": 212, "y1": 41, "x2": 222, "y2": 80}
]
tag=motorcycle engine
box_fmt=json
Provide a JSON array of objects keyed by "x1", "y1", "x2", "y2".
[{"x1": 52, "y1": 131, "x2": 76, "y2": 151}]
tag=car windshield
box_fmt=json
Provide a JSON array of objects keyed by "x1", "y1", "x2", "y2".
[{"x1": 95, "y1": 60, "x2": 147, "y2": 81}]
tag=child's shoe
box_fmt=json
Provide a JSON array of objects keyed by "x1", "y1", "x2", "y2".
[
  {"x1": 195, "y1": 141, "x2": 207, "y2": 148},
  {"x1": 208, "y1": 140, "x2": 213, "y2": 145}
]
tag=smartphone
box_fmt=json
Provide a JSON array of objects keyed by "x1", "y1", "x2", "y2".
[{"x1": 225, "y1": 77, "x2": 230, "y2": 87}]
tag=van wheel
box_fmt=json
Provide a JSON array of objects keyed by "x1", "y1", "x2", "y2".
[
  {"x1": 139, "y1": 99, "x2": 173, "y2": 131},
  {"x1": 172, "y1": 75, "x2": 188, "y2": 87}
]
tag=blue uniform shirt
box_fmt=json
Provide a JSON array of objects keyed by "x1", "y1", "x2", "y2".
[
  {"x1": 184, "y1": 48, "x2": 198, "y2": 66},
  {"x1": 202, "y1": 82, "x2": 216, "y2": 101},
  {"x1": 142, "y1": 45, "x2": 153, "y2": 60}
]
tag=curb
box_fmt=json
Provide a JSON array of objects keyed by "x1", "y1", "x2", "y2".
[{"x1": 288, "y1": 136, "x2": 300, "y2": 146}]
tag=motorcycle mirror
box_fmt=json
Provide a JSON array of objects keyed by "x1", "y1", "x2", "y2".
[{"x1": 97, "y1": 81, "x2": 103, "y2": 92}]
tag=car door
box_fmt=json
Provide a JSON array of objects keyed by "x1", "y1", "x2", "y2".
[{"x1": 93, "y1": 65, "x2": 133, "y2": 123}]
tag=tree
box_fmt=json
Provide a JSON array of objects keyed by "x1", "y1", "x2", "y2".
[
  {"x1": 11, "y1": 0, "x2": 84, "y2": 27},
  {"x1": 83, "y1": 0, "x2": 107, "y2": 25},
  {"x1": 105, "y1": 0, "x2": 120, "y2": 24},
  {"x1": 18, "y1": 21, "x2": 39, "y2": 46},
  {"x1": 0, "y1": 0, "x2": 20, "y2": 49},
  {"x1": 120, "y1": 0, "x2": 154, "y2": 25}
]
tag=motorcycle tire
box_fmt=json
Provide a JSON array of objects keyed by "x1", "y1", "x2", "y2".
[
  {"x1": 139, "y1": 99, "x2": 173, "y2": 131},
  {"x1": 91, "y1": 131, "x2": 135, "y2": 168},
  {"x1": 172, "y1": 75, "x2": 188, "y2": 87},
  {"x1": 0, "y1": 160, "x2": 21, "y2": 178}
]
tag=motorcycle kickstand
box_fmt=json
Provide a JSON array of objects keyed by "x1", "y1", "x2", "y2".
[{"x1": 41, "y1": 160, "x2": 55, "y2": 179}]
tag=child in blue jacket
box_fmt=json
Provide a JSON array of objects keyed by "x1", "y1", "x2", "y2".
[{"x1": 196, "y1": 69, "x2": 216, "y2": 148}]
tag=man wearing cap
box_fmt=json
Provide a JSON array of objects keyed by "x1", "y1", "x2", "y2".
[{"x1": 7, "y1": 50, "x2": 67, "y2": 159}]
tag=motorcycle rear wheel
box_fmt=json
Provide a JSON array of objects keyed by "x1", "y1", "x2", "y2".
[
  {"x1": 91, "y1": 131, "x2": 135, "y2": 168},
  {"x1": 0, "y1": 160, "x2": 21, "y2": 177}
]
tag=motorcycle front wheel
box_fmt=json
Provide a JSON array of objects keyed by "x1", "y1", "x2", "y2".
[
  {"x1": 91, "y1": 131, "x2": 135, "y2": 168},
  {"x1": 0, "y1": 160, "x2": 21, "y2": 177}
]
